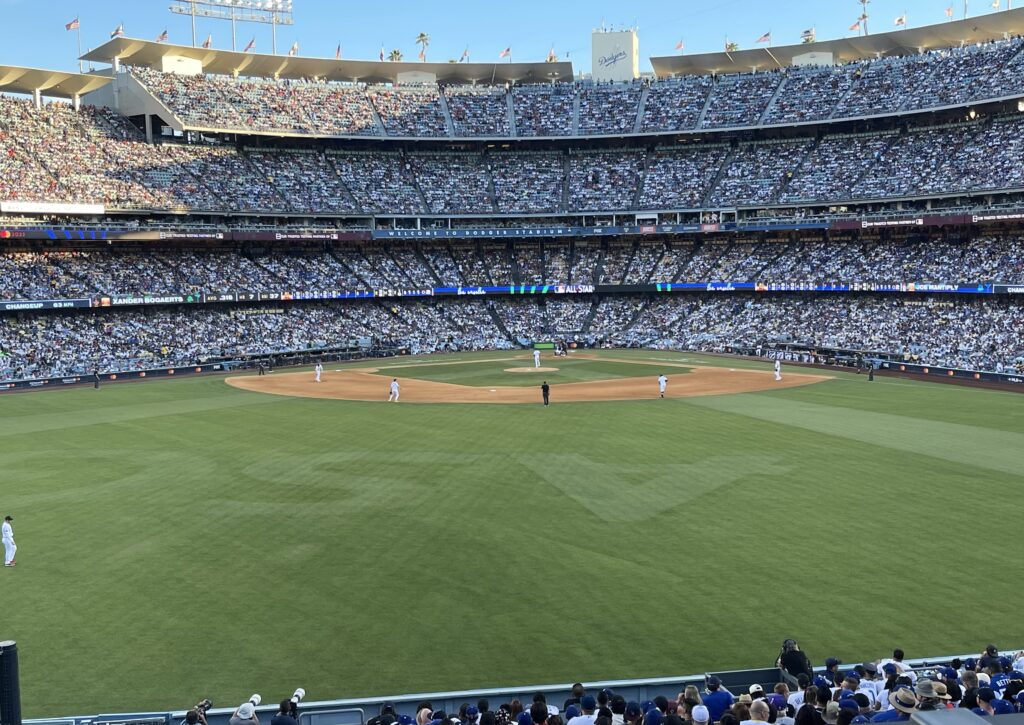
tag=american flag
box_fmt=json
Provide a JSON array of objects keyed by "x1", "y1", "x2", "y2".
[
  {"x1": 379, "y1": 46, "x2": 385, "y2": 61},
  {"x1": 110, "y1": 24, "x2": 124, "y2": 39},
  {"x1": 202, "y1": 34, "x2": 213, "y2": 49},
  {"x1": 756, "y1": 31, "x2": 771, "y2": 43},
  {"x1": 499, "y1": 46, "x2": 510, "y2": 58},
  {"x1": 289, "y1": 41, "x2": 299, "y2": 56},
  {"x1": 945, "y1": 6, "x2": 954, "y2": 17},
  {"x1": 155, "y1": 30, "x2": 169, "y2": 43},
  {"x1": 243, "y1": 37, "x2": 256, "y2": 53},
  {"x1": 335, "y1": 43, "x2": 342, "y2": 60},
  {"x1": 65, "y1": 18, "x2": 80, "y2": 31},
  {"x1": 894, "y1": 14, "x2": 907, "y2": 26},
  {"x1": 460, "y1": 47, "x2": 470, "y2": 62},
  {"x1": 849, "y1": 20, "x2": 861, "y2": 31},
  {"x1": 675, "y1": 39, "x2": 684, "y2": 51}
]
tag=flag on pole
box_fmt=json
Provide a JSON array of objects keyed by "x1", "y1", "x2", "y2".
[
  {"x1": 894, "y1": 14, "x2": 907, "y2": 25},
  {"x1": 992, "y1": 0, "x2": 1000, "y2": 9},
  {"x1": 945, "y1": 5, "x2": 954, "y2": 17},
  {"x1": 675, "y1": 39, "x2": 684, "y2": 51},
  {"x1": 156, "y1": 30, "x2": 169, "y2": 43},
  {"x1": 243, "y1": 37, "x2": 256, "y2": 52},
  {"x1": 202, "y1": 34, "x2": 213, "y2": 49},
  {"x1": 547, "y1": 46, "x2": 557, "y2": 62},
  {"x1": 800, "y1": 28, "x2": 816, "y2": 42},
  {"x1": 849, "y1": 19, "x2": 861, "y2": 30},
  {"x1": 379, "y1": 46, "x2": 385, "y2": 61},
  {"x1": 335, "y1": 43, "x2": 342, "y2": 59},
  {"x1": 499, "y1": 46, "x2": 511, "y2": 58},
  {"x1": 460, "y1": 47, "x2": 470, "y2": 62},
  {"x1": 110, "y1": 24, "x2": 124, "y2": 39},
  {"x1": 417, "y1": 48, "x2": 426, "y2": 61},
  {"x1": 756, "y1": 31, "x2": 771, "y2": 43},
  {"x1": 65, "y1": 18, "x2": 80, "y2": 31},
  {"x1": 289, "y1": 41, "x2": 299, "y2": 56}
]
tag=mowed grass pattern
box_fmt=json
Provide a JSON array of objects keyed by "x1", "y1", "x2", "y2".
[{"x1": 2, "y1": 350, "x2": 1023, "y2": 717}]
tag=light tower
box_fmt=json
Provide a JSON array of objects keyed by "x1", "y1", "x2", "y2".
[
  {"x1": 169, "y1": 0, "x2": 295, "y2": 54},
  {"x1": 858, "y1": 0, "x2": 870, "y2": 35}
]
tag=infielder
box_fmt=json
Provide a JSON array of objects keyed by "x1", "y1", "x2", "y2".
[
  {"x1": 2, "y1": 516, "x2": 15, "y2": 567},
  {"x1": 388, "y1": 378, "x2": 400, "y2": 402},
  {"x1": 774, "y1": 358, "x2": 782, "y2": 381},
  {"x1": 658, "y1": 374, "x2": 668, "y2": 398},
  {"x1": 314, "y1": 362, "x2": 323, "y2": 383},
  {"x1": 533, "y1": 349, "x2": 541, "y2": 368}
]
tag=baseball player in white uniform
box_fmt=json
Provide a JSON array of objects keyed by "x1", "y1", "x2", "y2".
[
  {"x1": 533, "y1": 349, "x2": 541, "y2": 368},
  {"x1": 2, "y1": 516, "x2": 15, "y2": 567},
  {"x1": 388, "y1": 378, "x2": 400, "y2": 402},
  {"x1": 774, "y1": 358, "x2": 782, "y2": 381},
  {"x1": 314, "y1": 363, "x2": 323, "y2": 383},
  {"x1": 658, "y1": 374, "x2": 668, "y2": 398}
]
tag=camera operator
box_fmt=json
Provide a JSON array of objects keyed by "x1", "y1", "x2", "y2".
[
  {"x1": 272, "y1": 700, "x2": 299, "y2": 725},
  {"x1": 184, "y1": 708, "x2": 209, "y2": 725},
  {"x1": 230, "y1": 701, "x2": 260, "y2": 725}
]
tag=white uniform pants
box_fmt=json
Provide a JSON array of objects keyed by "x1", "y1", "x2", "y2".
[{"x1": 3, "y1": 540, "x2": 15, "y2": 565}]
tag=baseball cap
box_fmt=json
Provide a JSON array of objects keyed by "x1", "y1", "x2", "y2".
[
  {"x1": 862, "y1": 663, "x2": 879, "y2": 674},
  {"x1": 851, "y1": 718, "x2": 870, "y2": 724},
  {"x1": 766, "y1": 695, "x2": 786, "y2": 711},
  {"x1": 706, "y1": 676, "x2": 721, "y2": 688},
  {"x1": 838, "y1": 699, "x2": 859, "y2": 713},
  {"x1": 398, "y1": 717, "x2": 415, "y2": 725},
  {"x1": 964, "y1": 658, "x2": 978, "y2": 670},
  {"x1": 467, "y1": 707, "x2": 480, "y2": 718},
  {"x1": 644, "y1": 709, "x2": 663, "y2": 725},
  {"x1": 625, "y1": 702, "x2": 643, "y2": 719},
  {"x1": 3, "y1": 516, "x2": 11, "y2": 521},
  {"x1": 813, "y1": 676, "x2": 832, "y2": 689},
  {"x1": 581, "y1": 696, "x2": 597, "y2": 711},
  {"x1": 882, "y1": 663, "x2": 898, "y2": 676},
  {"x1": 749, "y1": 684, "x2": 765, "y2": 695},
  {"x1": 641, "y1": 702, "x2": 655, "y2": 715},
  {"x1": 976, "y1": 688, "x2": 997, "y2": 704},
  {"x1": 237, "y1": 704, "x2": 256, "y2": 720},
  {"x1": 691, "y1": 706, "x2": 710, "y2": 724},
  {"x1": 986, "y1": 644, "x2": 999, "y2": 655},
  {"x1": 940, "y1": 667, "x2": 958, "y2": 680},
  {"x1": 991, "y1": 700, "x2": 1014, "y2": 715},
  {"x1": 826, "y1": 658, "x2": 842, "y2": 668}
]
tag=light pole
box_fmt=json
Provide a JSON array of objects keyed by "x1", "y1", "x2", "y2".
[{"x1": 169, "y1": 0, "x2": 295, "y2": 53}]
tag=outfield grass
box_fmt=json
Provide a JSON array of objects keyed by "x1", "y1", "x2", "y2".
[{"x1": 2, "y1": 350, "x2": 1023, "y2": 717}]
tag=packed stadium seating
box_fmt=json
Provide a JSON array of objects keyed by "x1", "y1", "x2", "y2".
[{"x1": 125, "y1": 36, "x2": 1024, "y2": 137}]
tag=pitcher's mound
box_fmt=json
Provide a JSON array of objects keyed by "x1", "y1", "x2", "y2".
[{"x1": 505, "y1": 367, "x2": 559, "y2": 373}]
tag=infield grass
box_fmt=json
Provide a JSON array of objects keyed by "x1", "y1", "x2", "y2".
[{"x1": 2, "y1": 349, "x2": 1022, "y2": 717}]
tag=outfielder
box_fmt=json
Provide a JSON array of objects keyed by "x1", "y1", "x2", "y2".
[
  {"x1": 658, "y1": 374, "x2": 668, "y2": 398},
  {"x1": 2, "y1": 516, "x2": 15, "y2": 567},
  {"x1": 774, "y1": 358, "x2": 782, "y2": 381},
  {"x1": 388, "y1": 378, "x2": 400, "y2": 402},
  {"x1": 533, "y1": 349, "x2": 541, "y2": 368},
  {"x1": 314, "y1": 362, "x2": 323, "y2": 383}
]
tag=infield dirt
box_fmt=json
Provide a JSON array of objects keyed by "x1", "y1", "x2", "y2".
[{"x1": 227, "y1": 362, "x2": 829, "y2": 403}]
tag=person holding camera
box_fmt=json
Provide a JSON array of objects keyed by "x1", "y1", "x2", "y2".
[
  {"x1": 272, "y1": 700, "x2": 299, "y2": 725},
  {"x1": 184, "y1": 705, "x2": 210, "y2": 725},
  {"x1": 230, "y1": 700, "x2": 260, "y2": 725}
]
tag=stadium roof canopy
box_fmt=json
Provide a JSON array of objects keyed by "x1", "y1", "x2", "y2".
[
  {"x1": 651, "y1": 7, "x2": 1024, "y2": 75},
  {"x1": 80, "y1": 38, "x2": 574, "y2": 84},
  {"x1": 0, "y1": 65, "x2": 111, "y2": 99}
]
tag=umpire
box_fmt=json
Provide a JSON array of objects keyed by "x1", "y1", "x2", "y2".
[{"x1": 541, "y1": 381, "x2": 550, "y2": 406}]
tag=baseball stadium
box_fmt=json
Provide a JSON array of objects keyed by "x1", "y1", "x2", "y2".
[{"x1": 0, "y1": 1, "x2": 1023, "y2": 724}]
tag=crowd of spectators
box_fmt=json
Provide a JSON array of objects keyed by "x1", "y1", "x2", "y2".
[
  {"x1": 444, "y1": 85, "x2": 511, "y2": 137},
  {"x1": 9, "y1": 92, "x2": 1024, "y2": 215},
  {"x1": 122, "y1": 37, "x2": 1024, "y2": 141},
  {"x1": 3, "y1": 235, "x2": 1024, "y2": 301}
]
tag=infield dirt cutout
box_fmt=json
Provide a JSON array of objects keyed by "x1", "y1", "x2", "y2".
[{"x1": 227, "y1": 355, "x2": 829, "y2": 404}]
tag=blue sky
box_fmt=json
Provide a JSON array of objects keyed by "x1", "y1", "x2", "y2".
[{"x1": 0, "y1": 0, "x2": 1012, "y2": 73}]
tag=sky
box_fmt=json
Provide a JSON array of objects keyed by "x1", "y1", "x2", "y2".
[{"x1": 0, "y1": 0, "x2": 1014, "y2": 74}]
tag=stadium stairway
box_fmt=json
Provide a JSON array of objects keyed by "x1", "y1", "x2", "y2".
[
  {"x1": 695, "y1": 80, "x2": 716, "y2": 128},
  {"x1": 758, "y1": 73, "x2": 790, "y2": 125},
  {"x1": 506, "y1": 92, "x2": 517, "y2": 136},
  {"x1": 632, "y1": 85, "x2": 649, "y2": 134},
  {"x1": 571, "y1": 91, "x2": 581, "y2": 135},
  {"x1": 701, "y1": 146, "x2": 737, "y2": 208},
  {"x1": 633, "y1": 149, "x2": 651, "y2": 210},
  {"x1": 438, "y1": 92, "x2": 456, "y2": 137}
]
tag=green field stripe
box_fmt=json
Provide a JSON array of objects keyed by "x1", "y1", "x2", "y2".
[
  {"x1": 689, "y1": 392, "x2": 1024, "y2": 477},
  {"x1": 0, "y1": 389, "x2": 282, "y2": 438}
]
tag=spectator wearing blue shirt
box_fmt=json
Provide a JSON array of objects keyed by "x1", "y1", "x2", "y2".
[
  {"x1": 871, "y1": 690, "x2": 917, "y2": 723},
  {"x1": 703, "y1": 678, "x2": 735, "y2": 723}
]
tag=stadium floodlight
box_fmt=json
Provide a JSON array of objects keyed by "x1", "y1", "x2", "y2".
[{"x1": 169, "y1": 0, "x2": 295, "y2": 54}]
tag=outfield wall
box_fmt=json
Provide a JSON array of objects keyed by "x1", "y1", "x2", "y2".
[{"x1": 21, "y1": 654, "x2": 987, "y2": 725}]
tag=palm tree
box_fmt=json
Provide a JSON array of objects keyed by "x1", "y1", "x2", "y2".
[
  {"x1": 388, "y1": 49, "x2": 403, "y2": 62},
  {"x1": 415, "y1": 32, "x2": 430, "y2": 61}
]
